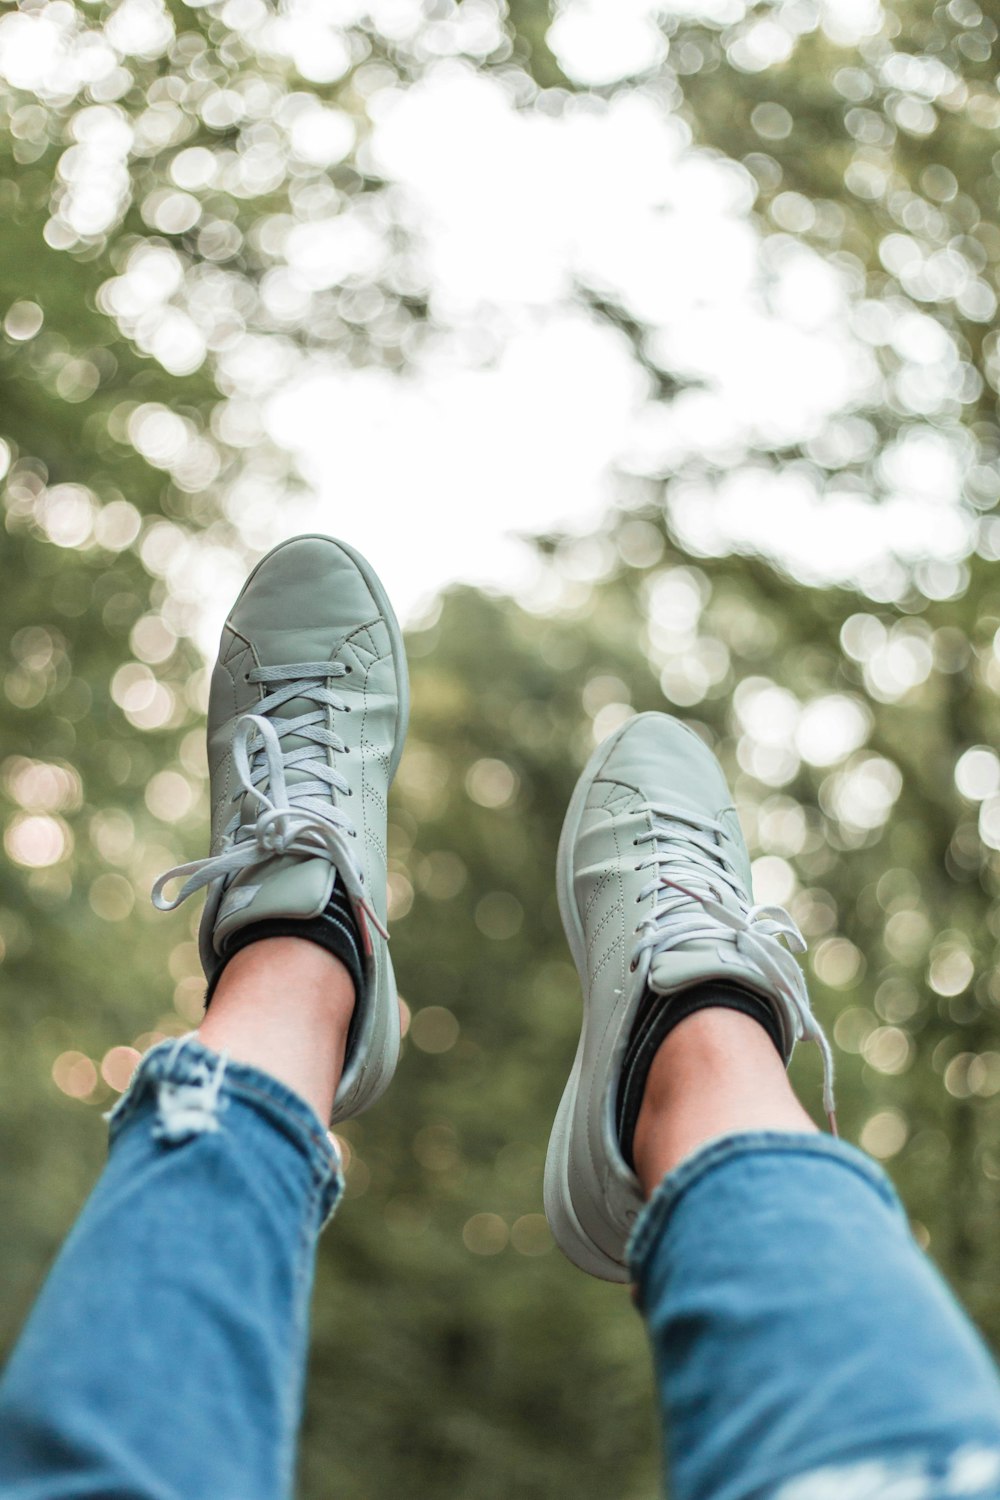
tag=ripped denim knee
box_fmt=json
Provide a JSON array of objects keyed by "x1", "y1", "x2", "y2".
[
  {"x1": 106, "y1": 1033, "x2": 231, "y2": 1144},
  {"x1": 776, "y1": 1445, "x2": 1000, "y2": 1500},
  {"x1": 105, "y1": 1033, "x2": 344, "y2": 1223}
]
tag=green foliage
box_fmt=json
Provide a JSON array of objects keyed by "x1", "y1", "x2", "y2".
[
  {"x1": 3, "y1": 2, "x2": 1000, "y2": 1497},
  {"x1": 512, "y1": 0, "x2": 1000, "y2": 538}
]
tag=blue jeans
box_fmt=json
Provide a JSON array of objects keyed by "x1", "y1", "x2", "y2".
[
  {"x1": 0, "y1": 1039, "x2": 341, "y2": 1500},
  {"x1": 629, "y1": 1133, "x2": 1000, "y2": 1500},
  {"x1": 2, "y1": 1039, "x2": 1000, "y2": 1500}
]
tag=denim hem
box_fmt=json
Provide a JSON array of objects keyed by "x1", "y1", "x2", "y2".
[
  {"x1": 626, "y1": 1129, "x2": 902, "y2": 1285},
  {"x1": 107, "y1": 1034, "x2": 344, "y2": 1222}
]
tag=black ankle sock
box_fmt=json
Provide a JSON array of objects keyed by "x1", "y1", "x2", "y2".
[
  {"x1": 205, "y1": 878, "x2": 366, "y2": 1010},
  {"x1": 616, "y1": 982, "x2": 785, "y2": 1172}
]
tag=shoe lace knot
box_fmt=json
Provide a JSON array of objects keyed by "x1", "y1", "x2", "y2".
[
  {"x1": 151, "y1": 661, "x2": 387, "y2": 946},
  {"x1": 632, "y1": 801, "x2": 837, "y2": 1133},
  {"x1": 255, "y1": 806, "x2": 299, "y2": 856}
]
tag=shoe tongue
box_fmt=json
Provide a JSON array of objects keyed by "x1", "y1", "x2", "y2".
[
  {"x1": 216, "y1": 856, "x2": 335, "y2": 945},
  {"x1": 645, "y1": 882, "x2": 747, "y2": 997},
  {"x1": 648, "y1": 945, "x2": 772, "y2": 1000},
  {"x1": 649, "y1": 946, "x2": 727, "y2": 995}
]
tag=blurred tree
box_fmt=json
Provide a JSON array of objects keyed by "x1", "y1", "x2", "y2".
[
  {"x1": 0, "y1": 0, "x2": 474, "y2": 1348},
  {"x1": 3, "y1": 2, "x2": 1000, "y2": 1499},
  {"x1": 509, "y1": 0, "x2": 1000, "y2": 549},
  {"x1": 502, "y1": 0, "x2": 1000, "y2": 1355}
]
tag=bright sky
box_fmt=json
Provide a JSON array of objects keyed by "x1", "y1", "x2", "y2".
[
  {"x1": 0, "y1": 0, "x2": 973, "y2": 642},
  {"x1": 262, "y1": 60, "x2": 971, "y2": 629}
]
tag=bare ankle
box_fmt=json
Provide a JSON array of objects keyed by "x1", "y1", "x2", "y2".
[
  {"x1": 632, "y1": 1009, "x2": 817, "y2": 1198},
  {"x1": 198, "y1": 938, "x2": 357, "y2": 1121}
]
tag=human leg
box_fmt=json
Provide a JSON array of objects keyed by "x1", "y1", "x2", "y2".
[
  {"x1": 200, "y1": 935, "x2": 357, "y2": 1122},
  {"x1": 543, "y1": 711, "x2": 832, "y2": 1282},
  {"x1": 632, "y1": 1011, "x2": 1000, "y2": 1500},
  {"x1": 544, "y1": 712, "x2": 1000, "y2": 1499},
  {"x1": 0, "y1": 946, "x2": 349, "y2": 1500},
  {"x1": 0, "y1": 535, "x2": 409, "y2": 1498},
  {"x1": 631, "y1": 1005, "x2": 815, "y2": 1183}
]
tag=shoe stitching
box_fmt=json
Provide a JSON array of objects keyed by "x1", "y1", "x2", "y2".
[
  {"x1": 349, "y1": 623, "x2": 379, "y2": 663},
  {"x1": 365, "y1": 787, "x2": 389, "y2": 861},
  {"x1": 585, "y1": 900, "x2": 618, "y2": 967},
  {"x1": 360, "y1": 662, "x2": 371, "y2": 892},
  {"x1": 583, "y1": 867, "x2": 611, "y2": 926},
  {"x1": 212, "y1": 753, "x2": 232, "y2": 835},
  {"x1": 366, "y1": 780, "x2": 388, "y2": 814},
  {"x1": 219, "y1": 629, "x2": 245, "y2": 668},
  {"x1": 590, "y1": 781, "x2": 619, "y2": 812},
  {"x1": 584, "y1": 842, "x2": 629, "y2": 985},
  {"x1": 590, "y1": 936, "x2": 620, "y2": 981},
  {"x1": 211, "y1": 640, "x2": 255, "y2": 838},
  {"x1": 604, "y1": 785, "x2": 633, "y2": 814},
  {"x1": 338, "y1": 623, "x2": 381, "y2": 674},
  {"x1": 586, "y1": 956, "x2": 635, "y2": 1210},
  {"x1": 364, "y1": 770, "x2": 389, "y2": 869},
  {"x1": 364, "y1": 823, "x2": 387, "y2": 870},
  {"x1": 367, "y1": 618, "x2": 390, "y2": 659},
  {"x1": 219, "y1": 637, "x2": 240, "y2": 724},
  {"x1": 611, "y1": 811, "x2": 628, "y2": 995},
  {"x1": 358, "y1": 661, "x2": 390, "y2": 900}
]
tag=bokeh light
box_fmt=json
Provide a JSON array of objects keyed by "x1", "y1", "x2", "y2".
[
  {"x1": 5, "y1": 0, "x2": 1000, "y2": 1493},
  {"x1": 52, "y1": 1051, "x2": 97, "y2": 1100}
]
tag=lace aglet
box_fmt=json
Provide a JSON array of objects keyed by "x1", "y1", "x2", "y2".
[
  {"x1": 826, "y1": 1106, "x2": 839, "y2": 1138},
  {"x1": 358, "y1": 897, "x2": 389, "y2": 947}
]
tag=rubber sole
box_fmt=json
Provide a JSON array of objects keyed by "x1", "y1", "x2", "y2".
[{"x1": 543, "y1": 716, "x2": 647, "y2": 1284}]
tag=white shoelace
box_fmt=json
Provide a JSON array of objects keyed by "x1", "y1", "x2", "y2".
[
  {"x1": 151, "y1": 662, "x2": 386, "y2": 950},
  {"x1": 631, "y1": 801, "x2": 837, "y2": 1133}
]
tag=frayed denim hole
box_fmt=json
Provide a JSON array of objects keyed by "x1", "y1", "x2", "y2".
[
  {"x1": 152, "y1": 1050, "x2": 230, "y2": 1145},
  {"x1": 775, "y1": 1446, "x2": 1000, "y2": 1500},
  {"x1": 103, "y1": 1047, "x2": 165, "y2": 1131},
  {"x1": 320, "y1": 1164, "x2": 345, "y2": 1229}
]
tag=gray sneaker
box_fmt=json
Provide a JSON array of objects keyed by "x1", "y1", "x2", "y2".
[
  {"x1": 153, "y1": 534, "x2": 409, "y2": 1124},
  {"x1": 544, "y1": 711, "x2": 834, "y2": 1282}
]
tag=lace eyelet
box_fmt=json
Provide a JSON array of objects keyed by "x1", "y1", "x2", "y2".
[{"x1": 629, "y1": 958, "x2": 638, "y2": 972}]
